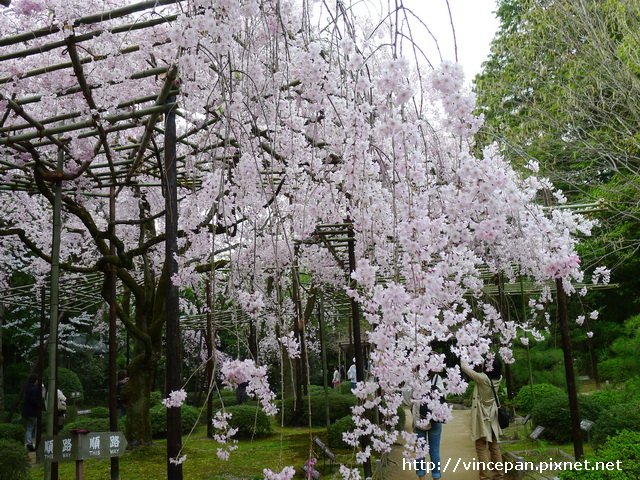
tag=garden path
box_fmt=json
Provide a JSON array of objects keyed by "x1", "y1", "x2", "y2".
[{"x1": 385, "y1": 408, "x2": 478, "y2": 480}]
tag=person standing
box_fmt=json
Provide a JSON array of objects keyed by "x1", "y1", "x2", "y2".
[
  {"x1": 461, "y1": 357, "x2": 505, "y2": 480},
  {"x1": 22, "y1": 374, "x2": 42, "y2": 452},
  {"x1": 332, "y1": 366, "x2": 341, "y2": 389},
  {"x1": 403, "y1": 372, "x2": 446, "y2": 479},
  {"x1": 347, "y1": 359, "x2": 357, "y2": 390}
]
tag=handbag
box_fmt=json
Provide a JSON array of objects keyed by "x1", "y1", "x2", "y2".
[{"x1": 488, "y1": 376, "x2": 510, "y2": 429}]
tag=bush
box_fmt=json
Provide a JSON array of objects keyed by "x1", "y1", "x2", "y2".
[
  {"x1": 578, "y1": 394, "x2": 605, "y2": 424},
  {"x1": 62, "y1": 417, "x2": 110, "y2": 433},
  {"x1": 89, "y1": 407, "x2": 109, "y2": 418},
  {"x1": 560, "y1": 430, "x2": 640, "y2": 480},
  {"x1": 593, "y1": 402, "x2": 640, "y2": 446},
  {"x1": 338, "y1": 381, "x2": 353, "y2": 395},
  {"x1": 44, "y1": 367, "x2": 84, "y2": 401},
  {"x1": 0, "y1": 439, "x2": 30, "y2": 480},
  {"x1": 0, "y1": 423, "x2": 25, "y2": 443},
  {"x1": 150, "y1": 391, "x2": 163, "y2": 407},
  {"x1": 327, "y1": 415, "x2": 355, "y2": 449},
  {"x1": 598, "y1": 358, "x2": 629, "y2": 383},
  {"x1": 222, "y1": 405, "x2": 272, "y2": 439},
  {"x1": 513, "y1": 383, "x2": 564, "y2": 414},
  {"x1": 149, "y1": 404, "x2": 201, "y2": 437},
  {"x1": 531, "y1": 391, "x2": 571, "y2": 443},
  {"x1": 281, "y1": 393, "x2": 356, "y2": 427},
  {"x1": 589, "y1": 387, "x2": 627, "y2": 410}
]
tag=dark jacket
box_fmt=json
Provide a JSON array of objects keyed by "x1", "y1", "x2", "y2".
[{"x1": 23, "y1": 383, "x2": 42, "y2": 418}]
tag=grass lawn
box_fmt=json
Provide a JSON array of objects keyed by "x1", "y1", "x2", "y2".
[{"x1": 28, "y1": 424, "x2": 352, "y2": 480}]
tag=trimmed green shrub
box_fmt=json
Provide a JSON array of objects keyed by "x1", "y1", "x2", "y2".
[
  {"x1": 560, "y1": 430, "x2": 640, "y2": 480},
  {"x1": 62, "y1": 417, "x2": 110, "y2": 433},
  {"x1": 0, "y1": 423, "x2": 25, "y2": 443},
  {"x1": 0, "y1": 439, "x2": 30, "y2": 480},
  {"x1": 578, "y1": 394, "x2": 605, "y2": 424},
  {"x1": 593, "y1": 402, "x2": 640, "y2": 446},
  {"x1": 531, "y1": 391, "x2": 608, "y2": 443},
  {"x1": 598, "y1": 358, "x2": 629, "y2": 383},
  {"x1": 327, "y1": 415, "x2": 355, "y2": 449},
  {"x1": 307, "y1": 385, "x2": 329, "y2": 396},
  {"x1": 149, "y1": 404, "x2": 201, "y2": 437},
  {"x1": 44, "y1": 367, "x2": 84, "y2": 401},
  {"x1": 589, "y1": 387, "x2": 627, "y2": 410},
  {"x1": 531, "y1": 391, "x2": 571, "y2": 443},
  {"x1": 150, "y1": 391, "x2": 163, "y2": 407},
  {"x1": 281, "y1": 393, "x2": 357, "y2": 426},
  {"x1": 89, "y1": 407, "x2": 109, "y2": 418},
  {"x1": 339, "y1": 381, "x2": 353, "y2": 395},
  {"x1": 222, "y1": 405, "x2": 272, "y2": 439},
  {"x1": 513, "y1": 383, "x2": 564, "y2": 414}
]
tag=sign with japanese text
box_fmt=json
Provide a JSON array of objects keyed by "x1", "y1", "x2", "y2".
[{"x1": 40, "y1": 432, "x2": 127, "y2": 462}]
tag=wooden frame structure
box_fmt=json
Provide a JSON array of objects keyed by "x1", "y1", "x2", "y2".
[{"x1": 0, "y1": 2, "x2": 190, "y2": 479}]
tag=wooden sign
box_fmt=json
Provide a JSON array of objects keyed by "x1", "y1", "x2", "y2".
[
  {"x1": 529, "y1": 426, "x2": 545, "y2": 440},
  {"x1": 41, "y1": 431, "x2": 127, "y2": 463}
]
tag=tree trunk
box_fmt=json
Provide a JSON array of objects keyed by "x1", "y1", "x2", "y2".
[
  {"x1": 125, "y1": 351, "x2": 156, "y2": 447},
  {"x1": 0, "y1": 304, "x2": 4, "y2": 415}
]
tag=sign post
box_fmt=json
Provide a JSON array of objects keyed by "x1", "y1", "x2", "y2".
[{"x1": 40, "y1": 430, "x2": 127, "y2": 480}]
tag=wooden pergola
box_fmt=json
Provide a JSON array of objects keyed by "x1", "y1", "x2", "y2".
[
  {"x1": 0, "y1": 2, "x2": 192, "y2": 479},
  {"x1": 0, "y1": 0, "x2": 617, "y2": 474}
]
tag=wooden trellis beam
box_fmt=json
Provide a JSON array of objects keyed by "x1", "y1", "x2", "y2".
[{"x1": 0, "y1": 0, "x2": 183, "y2": 47}]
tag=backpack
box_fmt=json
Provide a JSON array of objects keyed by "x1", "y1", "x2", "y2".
[{"x1": 418, "y1": 376, "x2": 446, "y2": 424}]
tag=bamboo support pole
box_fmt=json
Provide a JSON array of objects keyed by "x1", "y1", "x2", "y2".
[
  {"x1": 0, "y1": 0, "x2": 183, "y2": 47},
  {"x1": 0, "y1": 103, "x2": 173, "y2": 145},
  {"x1": 0, "y1": 14, "x2": 178, "y2": 63}
]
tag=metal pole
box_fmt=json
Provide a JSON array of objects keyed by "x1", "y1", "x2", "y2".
[
  {"x1": 164, "y1": 93, "x2": 182, "y2": 480},
  {"x1": 45, "y1": 148, "x2": 64, "y2": 480},
  {"x1": 108, "y1": 184, "x2": 120, "y2": 480},
  {"x1": 556, "y1": 278, "x2": 583, "y2": 460},
  {"x1": 347, "y1": 224, "x2": 372, "y2": 479}
]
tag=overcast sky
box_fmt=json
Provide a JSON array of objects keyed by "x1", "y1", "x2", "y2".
[{"x1": 402, "y1": 0, "x2": 500, "y2": 83}]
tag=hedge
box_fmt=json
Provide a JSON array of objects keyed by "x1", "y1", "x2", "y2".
[
  {"x1": 150, "y1": 404, "x2": 201, "y2": 437},
  {"x1": 281, "y1": 393, "x2": 356, "y2": 426},
  {"x1": 0, "y1": 439, "x2": 30, "y2": 480},
  {"x1": 327, "y1": 415, "x2": 355, "y2": 449},
  {"x1": 0, "y1": 423, "x2": 25, "y2": 443},
  {"x1": 88, "y1": 407, "x2": 109, "y2": 418},
  {"x1": 44, "y1": 367, "x2": 84, "y2": 401},
  {"x1": 513, "y1": 383, "x2": 564, "y2": 414},
  {"x1": 222, "y1": 405, "x2": 272, "y2": 439},
  {"x1": 560, "y1": 430, "x2": 640, "y2": 480},
  {"x1": 592, "y1": 402, "x2": 640, "y2": 446},
  {"x1": 531, "y1": 391, "x2": 571, "y2": 443}
]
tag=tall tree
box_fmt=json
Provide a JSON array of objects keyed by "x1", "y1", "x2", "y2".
[
  {"x1": 1, "y1": 0, "x2": 596, "y2": 473},
  {"x1": 475, "y1": 0, "x2": 640, "y2": 318}
]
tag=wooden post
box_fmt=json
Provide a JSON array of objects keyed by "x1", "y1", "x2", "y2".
[
  {"x1": 556, "y1": 278, "x2": 583, "y2": 460},
  {"x1": 108, "y1": 183, "x2": 120, "y2": 480},
  {"x1": 205, "y1": 279, "x2": 213, "y2": 439},
  {"x1": 75, "y1": 459, "x2": 84, "y2": 480},
  {"x1": 164, "y1": 93, "x2": 182, "y2": 480},
  {"x1": 347, "y1": 224, "x2": 372, "y2": 479},
  {"x1": 45, "y1": 149, "x2": 64, "y2": 480},
  {"x1": 317, "y1": 296, "x2": 330, "y2": 428},
  {"x1": 291, "y1": 247, "x2": 306, "y2": 419}
]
